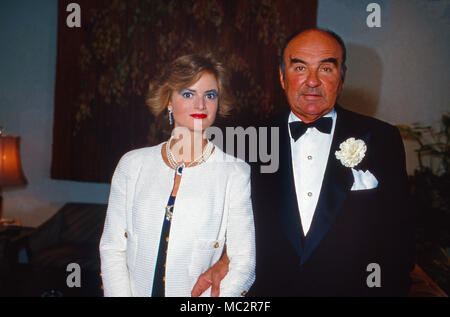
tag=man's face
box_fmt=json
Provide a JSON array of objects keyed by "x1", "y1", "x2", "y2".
[{"x1": 280, "y1": 30, "x2": 345, "y2": 123}]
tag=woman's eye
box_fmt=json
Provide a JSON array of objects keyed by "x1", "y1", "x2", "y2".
[
  {"x1": 181, "y1": 91, "x2": 193, "y2": 98},
  {"x1": 205, "y1": 92, "x2": 218, "y2": 100}
]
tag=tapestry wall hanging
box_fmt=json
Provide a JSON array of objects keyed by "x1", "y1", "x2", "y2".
[{"x1": 51, "y1": 0, "x2": 317, "y2": 183}]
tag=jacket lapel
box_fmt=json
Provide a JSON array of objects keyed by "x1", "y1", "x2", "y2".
[
  {"x1": 300, "y1": 106, "x2": 355, "y2": 265},
  {"x1": 272, "y1": 112, "x2": 305, "y2": 257}
]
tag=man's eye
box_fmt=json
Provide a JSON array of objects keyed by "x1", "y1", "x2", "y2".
[
  {"x1": 295, "y1": 66, "x2": 305, "y2": 71},
  {"x1": 205, "y1": 92, "x2": 218, "y2": 100}
]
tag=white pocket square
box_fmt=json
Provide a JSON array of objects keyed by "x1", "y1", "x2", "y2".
[{"x1": 350, "y1": 168, "x2": 378, "y2": 191}]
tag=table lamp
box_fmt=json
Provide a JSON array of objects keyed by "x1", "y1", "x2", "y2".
[{"x1": 0, "y1": 127, "x2": 28, "y2": 221}]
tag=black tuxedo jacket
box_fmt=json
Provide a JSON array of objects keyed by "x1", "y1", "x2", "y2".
[{"x1": 247, "y1": 106, "x2": 415, "y2": 296}]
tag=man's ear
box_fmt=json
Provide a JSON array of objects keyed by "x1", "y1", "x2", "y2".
[{"x1": 279, "y1": 68, "x2": 286, "y2": 90}]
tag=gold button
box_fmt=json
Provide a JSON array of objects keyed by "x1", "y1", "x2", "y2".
[
  {"x1": 166, "y1": 236, "x2": 169, "y2": 242},
  {"x1": 241, "y1": 290, "x2": 247, "y2": 296},
  {"x1": 214, "y1": 242, "x2": 219, "y2": 248},
  {"x1": 163, "y1": 276, "x2": 166, "y2": 281},
  {"x1": 124, "y1": 232, "x2": 128, "y2": 238}
]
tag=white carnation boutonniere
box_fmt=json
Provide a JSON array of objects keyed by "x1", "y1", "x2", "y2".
[{"x1": 335, "y1": 137, "x2": 367, "y2": 168}]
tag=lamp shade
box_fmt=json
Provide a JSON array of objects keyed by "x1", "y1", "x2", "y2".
[{"x1": 0, "y1": 134, "x2": 27, "y2": 186}]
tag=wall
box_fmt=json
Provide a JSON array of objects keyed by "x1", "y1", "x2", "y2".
[
  {"x1": 318, "y1": 0, "x2": 450, "y2": 175},
  {"x1": 0, "y1": 0, "x2": 110, "y2": 227},
  {"x1": 0, "y1": 0, "x2": 448, "y2": 227}
]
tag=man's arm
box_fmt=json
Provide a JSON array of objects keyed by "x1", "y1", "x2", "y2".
[{"x1": 369, "y1": 125, "x2": 416, "y2": 296}]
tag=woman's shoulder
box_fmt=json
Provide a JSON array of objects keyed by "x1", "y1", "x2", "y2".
[{"x1": 117, "y1": 142, "x2": 164, "y2": 169}]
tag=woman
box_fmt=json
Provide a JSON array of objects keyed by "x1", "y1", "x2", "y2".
[{"x1": 99, "y1": 54, "x2": 255, "y2": 297}]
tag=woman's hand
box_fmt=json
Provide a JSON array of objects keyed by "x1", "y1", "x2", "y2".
[{"x1": 191, "y1": 251, "x2": 229, "y2": 297}]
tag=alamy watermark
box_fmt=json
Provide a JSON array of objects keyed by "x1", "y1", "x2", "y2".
[
  {"x1": 66, "y1": 262, "x2": 81, "y2": 288},
  {"x1": 170, "y1": 121, "x2": 280, "y2": 173},
  {"x1": 366, "y1": 262, "x2": 381, "y2": 288},
  {"x1": 366, "y1": 3, "x2": 381, "y2": 28},
  {"x1": 66, "y1": 3, "x2": 81, "y2": 28}
]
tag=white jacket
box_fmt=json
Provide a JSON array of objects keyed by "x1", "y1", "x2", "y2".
[{"x1": 99, "y1": 143, "x2": 255, "y2": 297}]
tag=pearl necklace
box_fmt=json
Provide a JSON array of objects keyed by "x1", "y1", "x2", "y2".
[{"x1": 165, "y1": 136, "x2": 214, "y2": 169}]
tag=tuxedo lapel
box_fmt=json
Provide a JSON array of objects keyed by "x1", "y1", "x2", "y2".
[
  {"x1": 300, "y1": 106, "x2": 355, "y2": 265},
  {"x1": 271, "y1": 112, "x2": 305, "y2": 257}
]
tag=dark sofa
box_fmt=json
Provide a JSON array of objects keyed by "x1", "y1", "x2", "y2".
[{"x1": 3, "y1": 203, "x2": 107, "y2": 297}]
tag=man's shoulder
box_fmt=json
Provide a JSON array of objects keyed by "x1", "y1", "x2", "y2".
[{"x1": 336, "y1": 105, "x2": 399, "y2": 135}]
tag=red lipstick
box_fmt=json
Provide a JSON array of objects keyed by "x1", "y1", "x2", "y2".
[{"x1": 190, "y1": 114, "x2": 207, "y2": 119}]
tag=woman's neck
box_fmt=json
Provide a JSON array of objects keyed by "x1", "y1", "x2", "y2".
[{"x1": 169, "y1": 129, "x2": 207, "y2": 163}]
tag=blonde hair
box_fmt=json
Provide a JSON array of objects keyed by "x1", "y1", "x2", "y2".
[{"x1": 146, "y1": 54, "x2": 233, "y2": 117}]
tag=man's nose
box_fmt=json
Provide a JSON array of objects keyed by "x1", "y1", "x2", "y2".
[{"x1": 306, "y1": 70, "x2": 320, "y2": 87}]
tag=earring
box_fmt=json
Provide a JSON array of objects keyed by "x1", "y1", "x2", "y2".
[{"x1": 168, "y1": 108, "x2": 173, "y2": 125}]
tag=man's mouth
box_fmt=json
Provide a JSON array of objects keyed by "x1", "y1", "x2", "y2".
[{"x1": 302, "y1": 94, "x2": 322, "y2": 100}]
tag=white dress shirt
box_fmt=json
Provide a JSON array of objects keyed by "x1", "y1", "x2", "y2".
[{"x1": 288, "y1": 108, "x2": 337, "y2": 235}]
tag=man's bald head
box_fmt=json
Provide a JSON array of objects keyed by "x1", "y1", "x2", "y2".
[{"x1": 280, "y1": 28, "x2": 347, "y2": 82}]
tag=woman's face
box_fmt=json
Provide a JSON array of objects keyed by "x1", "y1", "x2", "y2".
[{"x1": 168, "y1": 72, "x2": 219, "y2": 132}]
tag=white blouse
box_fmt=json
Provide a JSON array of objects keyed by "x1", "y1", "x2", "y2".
[{"x1": 99, "y1": 142, "x2": 256, "y2": 297}]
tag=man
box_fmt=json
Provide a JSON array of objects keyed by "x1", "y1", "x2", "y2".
[{"x1": 192, "y1": 28, "x2": 415, "y2": 296}]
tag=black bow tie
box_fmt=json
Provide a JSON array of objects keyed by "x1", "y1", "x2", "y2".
[{"x1": 289, "y1": 117, "x2": 333, "y2": 141}]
